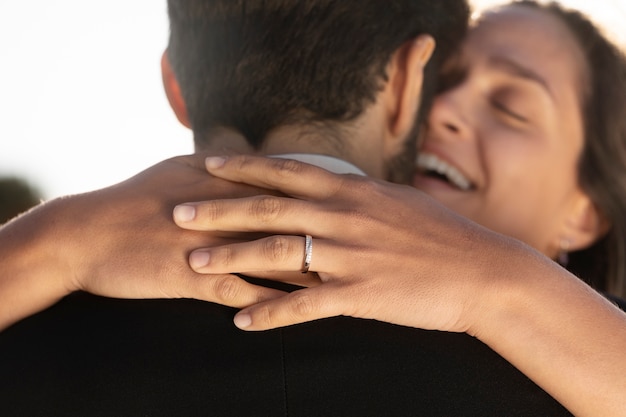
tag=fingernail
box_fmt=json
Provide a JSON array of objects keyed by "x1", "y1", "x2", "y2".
[
  {"x1": 173, "y1": 205, "x2": 196, "y2": 222},
  {"x1": 189, "y1": 250, "x2": 210, "y2": 269},
  {"x1": 205, "y1": 156, "x2": 227, "y2": 170},
  {"x1": 234, "y1": 313, "x2": 252, "y2": 329}
]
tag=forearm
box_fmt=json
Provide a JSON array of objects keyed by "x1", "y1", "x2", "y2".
[
  {"x1": 0, "y1": 198, "x2": 76, "y2": 331},
  {"x1": 472, "y1": 248, "x2": 626, "y2": 417}
]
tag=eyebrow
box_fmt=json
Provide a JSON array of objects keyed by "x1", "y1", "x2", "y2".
[{"x1": 487, "y1": 56, "x2": 553, "y2": 98}]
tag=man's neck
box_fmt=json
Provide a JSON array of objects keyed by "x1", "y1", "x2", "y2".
[{"x1": 195, "y1": 122, "x2": 386, "y2": 178}]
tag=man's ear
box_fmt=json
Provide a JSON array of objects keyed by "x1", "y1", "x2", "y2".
[
  {"x1": 382, "y1": 35, "x2": 435, "y2": 156},
  {"x1": 558, "y1": 191, "x2": 610, "y2": 253},
  {"x1": 161, "y1": 50, "x2": 191, "y2": 128}
]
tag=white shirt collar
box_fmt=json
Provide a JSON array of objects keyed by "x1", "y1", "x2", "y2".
[{"x1": 271, "y1": 153, "x2": 366, "y2": 176}]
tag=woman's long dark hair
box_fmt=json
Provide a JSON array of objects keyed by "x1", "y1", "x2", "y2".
[{"x1": 514, "y1": 1, "x2": 626, "y2": 298}]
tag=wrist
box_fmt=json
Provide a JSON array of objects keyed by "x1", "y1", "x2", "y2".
[
  {"x1": 0, "y1": 197, "x2": 78, "y2": 330},
  {"x1": 462, "y1": 236, "x2": 551, "y2": 342}
]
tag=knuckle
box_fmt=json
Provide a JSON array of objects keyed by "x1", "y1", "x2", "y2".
[
  {"x1": 218, "y1": 246, "x2": 235, "y2": 268},
  {"x1": 333, "y1": 206, "x2": 373, "y2": 232},
  {"x1": 232, "y1": 154, "x2": 255, "y2": 171},
  {"x1": 337, "y1": 175, "x2": 385, "y2": 200},
  {"x1": 349, "y1": 177, "x2": 380, "y2": 197},
  {"x1": 257, "y1": 304, "x2": 273, "y2": 327},
  {"x1": 262, "y1": 236, "x2": 293, "y2": 264},
  {"x1": 212, "y1": 275, "x2": 241, "y2": 303},
  {"x1": 201, "y1": 201, "x2": 224, "y2": 223},
  {"x1": 272, "y1": 158, "x2": 305, "y2": 179},
  {"x1": 249, "y1": 196, "x2": 283, "y2": 223},
  {"x1": 289, "y1": 293, "x2": 316, "y2": 318},
  {"x1": 331, "y1": 180, "x2": 385, "y2": 230}
]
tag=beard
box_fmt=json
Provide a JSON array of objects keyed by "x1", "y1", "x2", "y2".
[{"x1": 383, "y1": 119, "x2": 421, "y2": 185}]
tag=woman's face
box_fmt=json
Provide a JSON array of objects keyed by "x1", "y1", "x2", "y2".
[{"x1": 414, "y1": 6, "x2": 593, "y2": 257}]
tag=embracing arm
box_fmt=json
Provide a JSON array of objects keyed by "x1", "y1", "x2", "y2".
[
  {"x1": 0, "y1": 154, "x2": 286, "y2": 332},
  {"x1": 0, "y1": 198, "x2": 77, "y2": 329},
  {"x1": 174, "y1": 155, "x2": 626, "y2": 417}
]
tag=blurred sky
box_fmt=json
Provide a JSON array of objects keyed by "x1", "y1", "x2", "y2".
[{"x1": 1, "y1": 0, "x2": 625, "y2": 199}]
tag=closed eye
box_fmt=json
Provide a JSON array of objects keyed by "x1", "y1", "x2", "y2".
[{"x1": 491, "y1": 100, "x2": 528, "y2": 123}]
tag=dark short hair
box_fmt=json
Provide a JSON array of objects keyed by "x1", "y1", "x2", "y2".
[
  {"x1": 513, "y1": 1, "x2": 626, "y2": 298},
  {"x1": 167, "y1": 0, "x2": 469, "y2": 149}
]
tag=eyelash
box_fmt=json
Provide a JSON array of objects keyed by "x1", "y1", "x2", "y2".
[{"x1": 491, "y1": 100, "x2": 528, "y2": 123}]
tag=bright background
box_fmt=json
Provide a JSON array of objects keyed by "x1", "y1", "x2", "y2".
[{"x1": 1, "y1": 0, "x2": 625, "y2": 199}]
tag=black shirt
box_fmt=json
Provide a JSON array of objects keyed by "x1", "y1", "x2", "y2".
[{"x1": 0, "y1": 291, "x2": 573, "y2": 417}]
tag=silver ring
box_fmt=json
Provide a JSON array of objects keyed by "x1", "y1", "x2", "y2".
[{"x1": 302, "y1": 235, "x2": 313, "y2": 273}]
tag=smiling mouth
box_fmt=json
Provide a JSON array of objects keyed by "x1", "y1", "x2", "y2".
[{"x1": 416, "y1": 153, "x2": 474, "y2": 191}]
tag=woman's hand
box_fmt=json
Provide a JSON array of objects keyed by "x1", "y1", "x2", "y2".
[
  {"x1": 0, "y1": 153, "x2": 287, "y2": 331},
  {"x1": 174, "y1": 155, "x2": 626, "y2": 417},
  {"x1": 173, "y1": 155, "x2": 539, "y2": 332}
]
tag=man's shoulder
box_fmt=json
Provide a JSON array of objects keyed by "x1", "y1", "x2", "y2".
[
  {"x1": 0, "y1": 292, "x2": 572, "y2": 417},
  {"x1": 281, "y1": 317, "x2": 572, "y2": 416}
]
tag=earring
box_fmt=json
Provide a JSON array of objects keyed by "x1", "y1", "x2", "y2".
[{"x1": 557, "y1": 238, "x2": 571, "y2": 266}]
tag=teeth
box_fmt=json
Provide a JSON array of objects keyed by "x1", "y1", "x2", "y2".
[{"x1": 416, "y1": 153, "x2": 472, "y2": 191}]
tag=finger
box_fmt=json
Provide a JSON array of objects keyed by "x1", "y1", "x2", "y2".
[
  {"x1": 204, "y1": 155, "x2": 351, "y2": 200},
  {"x1": 188, "y1": 235, "x2": 349, "y2": 277},
  {"x1": 233, "y1": 285, "x2": 346, "y2": 331},
  {"x1": 174, "y1": 195, "x2": 332, "y2": 234},
  {"x1": 178, "y1": 272, "x2": 288, "y2": 309}
]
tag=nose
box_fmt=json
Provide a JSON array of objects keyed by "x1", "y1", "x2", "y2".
[{"x1": 426, "y1": 87, "x2": 473, "y2": 142}]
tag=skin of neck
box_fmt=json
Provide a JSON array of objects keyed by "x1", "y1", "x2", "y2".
[{"x1": 193, "y1": 101, "x2": 392, "y2": 180}]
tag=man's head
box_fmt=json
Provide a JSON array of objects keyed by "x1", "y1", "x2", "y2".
[{"x1": 163, "y1": 0, "x2": 469, "y2": 181}]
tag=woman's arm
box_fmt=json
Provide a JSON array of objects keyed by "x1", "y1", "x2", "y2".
[
  {"x1": 174, "y1": 155, "x2": 626, "y2": 417},
  {"x1": 0, "y1": 154, "x2": 285, "y2": 331}
]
